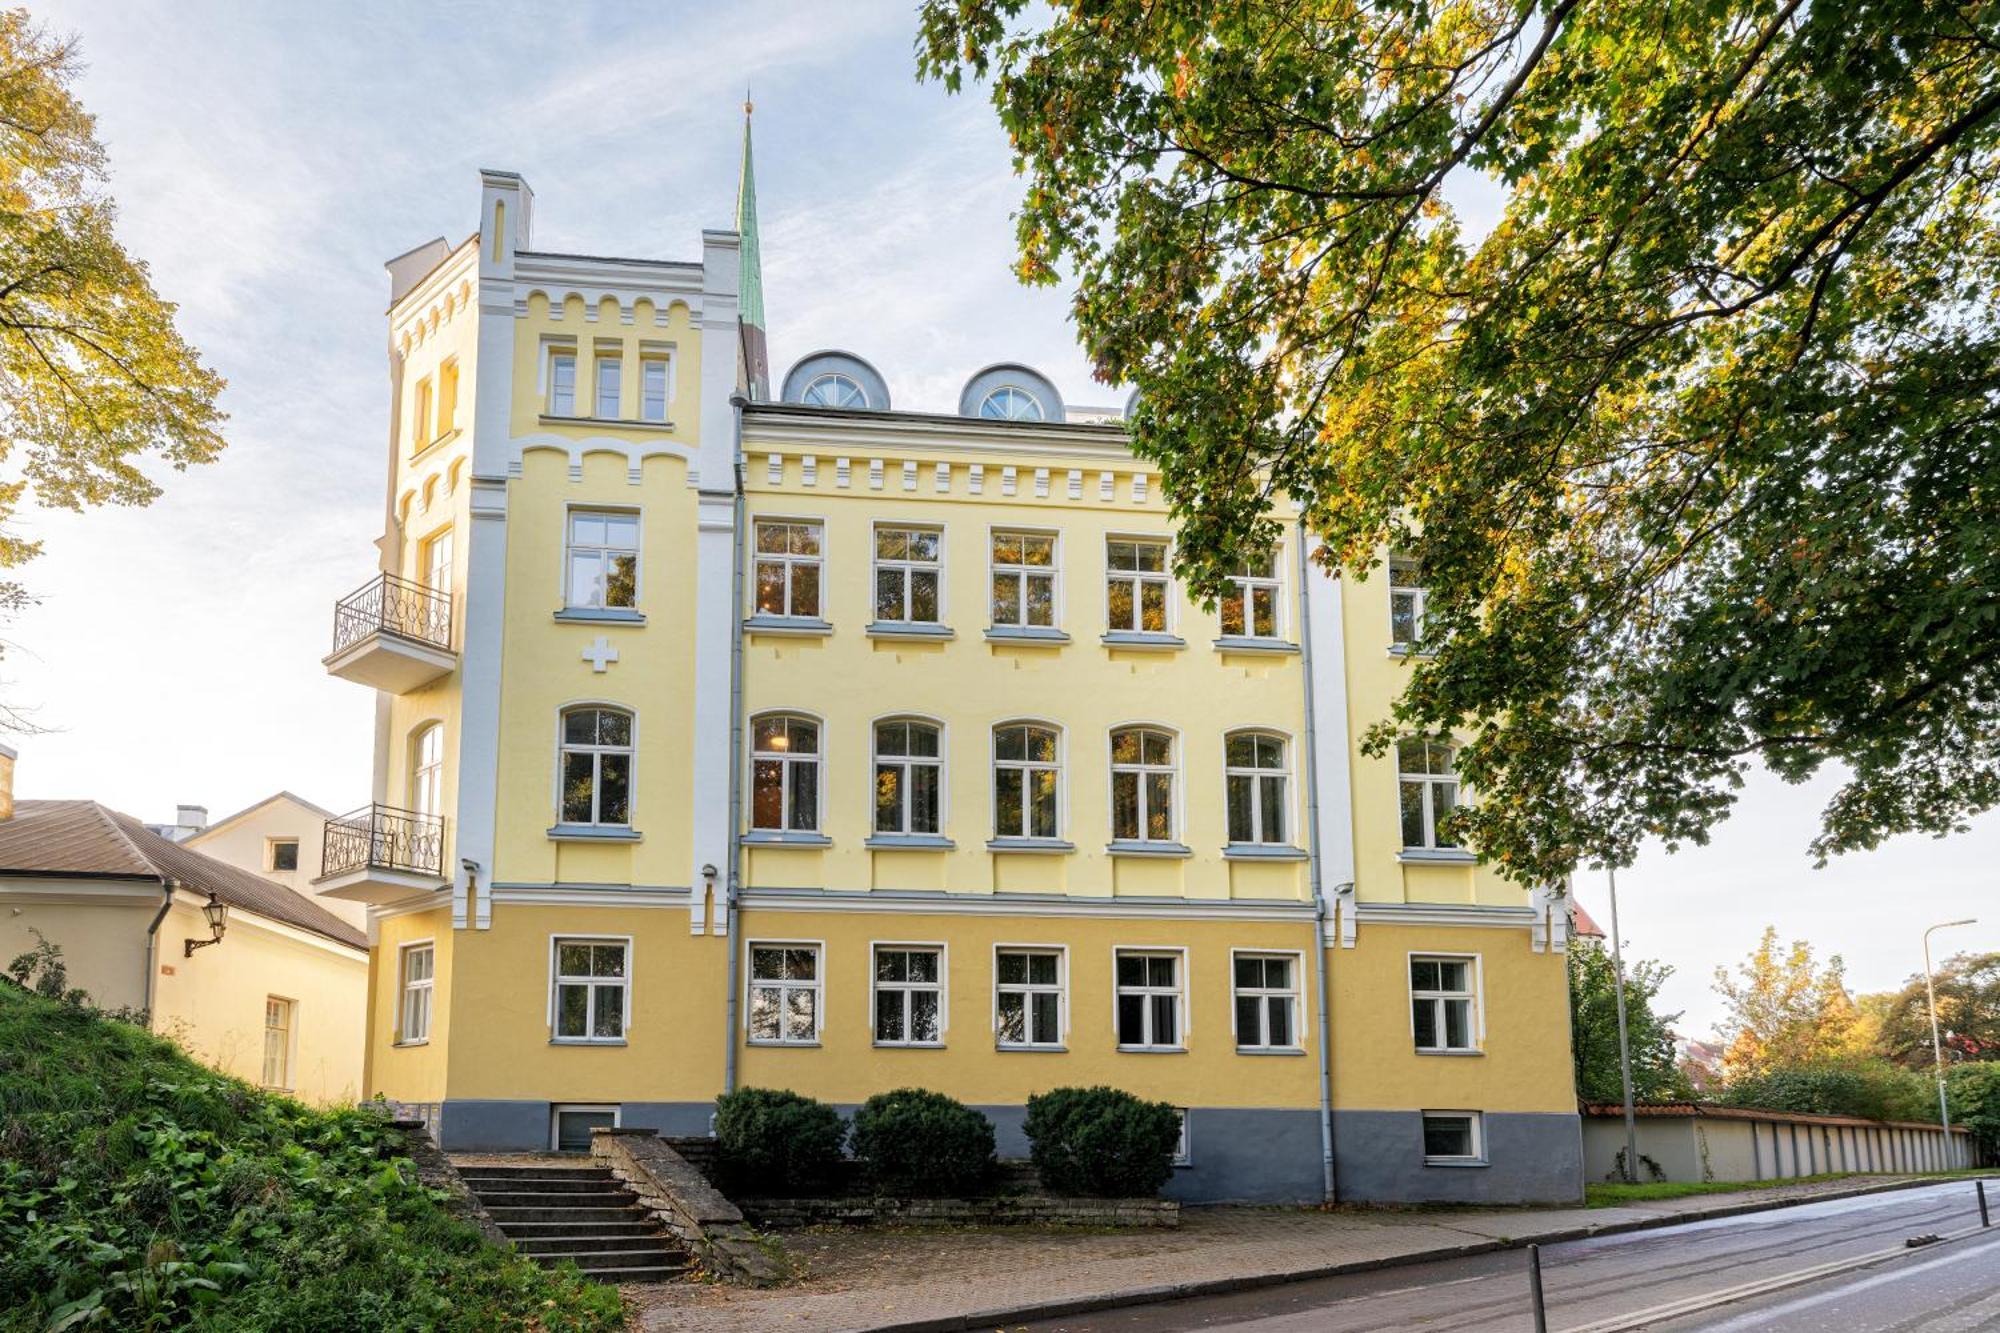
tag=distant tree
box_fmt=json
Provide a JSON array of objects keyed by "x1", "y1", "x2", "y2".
[
  {"x1": 1567, "y1": 940, "x2": 1690, "y2": 1104},
  {"x1": 1713, "y1": 927, "x2": 1866, "y2": 1080},
  {"x1": 918, "y1": 0, "x2": 2000, "y2": 884},
  {"x1": 0, "y1": 12, "x2": 224, "y2": 622},
  {"x1": 1860, "y1": 952, "x2": 2000, "y2": 1068},
  {"x1": 1719, "y1": 1060, "x2": 1932, "y2": 1122},
  {"x1": 1947, "y1": 1062, "x2": 2000, "y2": 1157}
]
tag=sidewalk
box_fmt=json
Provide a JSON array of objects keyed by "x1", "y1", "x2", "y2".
[{"x1": 624, "y1": 1174, "x2": 1978, "y2": 1333}]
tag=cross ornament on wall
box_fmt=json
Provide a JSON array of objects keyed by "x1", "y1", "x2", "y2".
[{"x1": 582, "y1": 635, "x2": 619, "y2": 673}]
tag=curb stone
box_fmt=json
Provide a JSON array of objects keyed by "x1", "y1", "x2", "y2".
[{"x1": 840, "y1": 1173, "x2": 1998, "y2": 1333}]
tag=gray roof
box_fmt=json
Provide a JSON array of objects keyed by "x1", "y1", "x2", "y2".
[{"x1": 0, "y1": 800, "x2": 365, "y2": 951}]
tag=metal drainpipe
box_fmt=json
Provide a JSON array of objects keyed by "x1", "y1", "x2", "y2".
[
  {"x1": 142, "y1": 878, "x2": 176, "y2": 1022},
  {"x1": 1295, "y1": 519, "x2": 1339, "y2": 1203},
  {"x1": 722, "y1": 413, "x2": 748, "y2": 1096}
]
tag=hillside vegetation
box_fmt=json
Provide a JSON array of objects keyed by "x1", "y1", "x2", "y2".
[{"x1": 0, "y1": 983, "x2": 625, "y2": 1331}]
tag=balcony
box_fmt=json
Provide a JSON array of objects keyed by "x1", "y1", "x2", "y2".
[
  {"x1": 323, "y1": 573, "x2": 456, "y2": 692},
  {"x1": 315, "y1": 803, "x2": 448, "y2": 903}
]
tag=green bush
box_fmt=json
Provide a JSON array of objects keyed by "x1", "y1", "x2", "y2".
[
  {"x1": 1948, "y1": 1062, "x2": 2000, "y2": 1158},
  {"x1": 850, "y1": 1088, "x2": 995, "y2": 1196},
  {"x1": 713, "y1": 1087, "x2": 847, "y2": 1194},
  {"x1": 0, "y1": 982, "x2": 623, "y2": 1332},
  {"x1": 1023, "y1": 1086, "x2": 1182, "y2": 1198},
  {"x1": 1719, "y1": 1060, "x2": 1934, "y2": 1122}
]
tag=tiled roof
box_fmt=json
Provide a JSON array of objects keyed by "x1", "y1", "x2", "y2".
[{"x1": 0, "y1": 800, "x2": 365, "y2": 951}]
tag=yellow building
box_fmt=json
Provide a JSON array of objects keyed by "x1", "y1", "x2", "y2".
[{"x1": 323, "y1": 123, "x2": 1580, "y2": 1203}]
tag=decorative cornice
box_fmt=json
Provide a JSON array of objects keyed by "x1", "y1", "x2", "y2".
[{"x1": 737, "y1": 886, "x2": 1317, "y2": 922}]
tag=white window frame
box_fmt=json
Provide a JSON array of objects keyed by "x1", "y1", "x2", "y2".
[
  {"x1": 1410, "y1": 952, "x2": 1483, "y2": 1053},
  {"x1": 991, "y1": 720, "x2": 1064, "y2": 840},
  {"x1": 267, "y1": 837, "x2": 300, "y2": 873},
  {"x1": 1230, "y1": 948, "x2": 1304, "y2": 1051},
  {"x1": 1422, "y1": 1110, "x2": 1486, "y2": 1165},
  {"x1": 979, "y1": 384, "x2": 1044, "y2": 420},
  {"x1": 1112, "y1": 946, "x2": 1188, "y2": 1051},
  {"x1": 1390, "y1": 556, "x2": 1427, "y2": 652},
  {"x1": 871, "y1": 941, "x2": 948, "y2": 1047},
  {"x1": 872, "y1": 716, "x2": 945, "y2": 836},
  {"x1": 261, "y1": 995, "x2": 294, "y2": 1089},
  {"x1": 994, "y1": 944, "x2": 1067, "y2": 1050},
  {"x1": 1221, "y1": 548, "x2": 1283, "y2": 639},
  {"x1": 410, "y1": 722, "x2": 444, "y2": 819},
  {"x1": 1105, "y1": 536, "x2": 1174, "y2": 634},
  {"x1": 557, "y1": 705, "x2": 635, "y2": 829},
  {"x1": 803, "y1": 371, "x2": 867, "y2": 408},
  {"x1": 397, "y1": 940, "x2": 435, "y2": 1045},
  {"x1": 1397, "y1": 738, "x2": 1460, "y2": 850},
  {"x1": 1109, "y1": 725, "x2": 1179, "y2": 844},
  {"x1": 639, "y1": 354, "x2": 673, "y2": 422},
  {"x1": 419, "y1": 525, "x2": 453, "y2": 596},
  {"x1": 593, "y1": 351, "x2": 622, "y2": 419},
  {"x1": 547, "y1": 348, "x2": 578, "y2": 417},
  {"x1": 548, "y1": 934, "x2": 633, "y2": 1044},
  {"x1": 750, "y1": 711, "x2": 823, "y2": 832},
  {"x1": 745, "y1": 940, "x2": 825, "y2": 1045},
  {"x1": 752, "y1": 517, "x2": 825, "y2": 620},
  {"x1": 872, "y1": 524, "x2": 944, "y2": 625},
  {"x1": 550, "y1": 1103, "x2": 621, "y2": 1153},
  {"x1": 989, "y1": 527, "x2": 1060, "y2": 629},
  {"x1": 1224, "y1": 729, "x2": 1292, "y2": 846},
  {"x1": 564, "y1": 507, "x2": 641, "y2": 610}
]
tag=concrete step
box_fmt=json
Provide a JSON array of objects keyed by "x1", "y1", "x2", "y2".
[
  {"x1": 515, "y1": 1233, "x2": 675, "y2": 1256},
  {"x1": 457, "y1": 1163, "x2": 614, "y2": 1181},
  {"x1": 487, "y1": 1204, "x2": 647, "y2": 1225},
  {"x1": 499, "y1": 1220, "x2": 660, "y2": 1239},
  {"x1": 545, "y1": 1247, "x2": 687, "y2": 1271},
  {"x1": 460, "y1": 1173, "x2": 625, "y2": 1193},
  {"x1": 577, "y1": 1263, "x2": 686, "y2": 1284},
  {"x1": 470, "y1": 1189, "x2": 638, "y2": 1209}
]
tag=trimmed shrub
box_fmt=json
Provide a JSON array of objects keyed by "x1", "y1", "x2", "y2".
[
  {"x1": 714, "y1": 1087, "x2": 847, "y2": 1194},
  {"x1": 850, "y1": 1088, "x2": 995, "y2": 1196},
  {"x1": 1024, "y1": 1086, "x2": 1182, "y2": 1197}
]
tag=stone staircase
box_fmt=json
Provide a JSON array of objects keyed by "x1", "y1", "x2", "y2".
[{"x1": 456, "y1": 1162, "x2": 688, "y2": 1284}]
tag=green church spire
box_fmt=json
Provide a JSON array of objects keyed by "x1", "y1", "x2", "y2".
[{"x1": 737, "y1": 95, "x2": 769, "y2": 399}]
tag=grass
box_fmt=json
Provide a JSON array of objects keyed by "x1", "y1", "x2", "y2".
[
  {"x1": 1585, "y1": 1168, "x2": 1997, "y2": 1208},
  {"x1": 0, "y1": 983, "x2": 627, "y2": 1331}
]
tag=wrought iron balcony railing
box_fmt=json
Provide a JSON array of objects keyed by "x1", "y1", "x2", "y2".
[
  {"x1": 323, "y1": 803, "x2": 446, "y2": 880},
  {"x1": 330, "y1": 573, "x2": 452, "y2": 657}
]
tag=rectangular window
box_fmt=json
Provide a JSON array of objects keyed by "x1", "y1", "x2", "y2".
[
  {"x1": 754, "y1": 520, "x2": 823, "y2": 619},
  {"x1": 874, "y1": 526, "x2": 942, "y2": 623},
  {"x1": 1390, "y1": 557, "x2": 1426, "y2": 651},
  {"x1": 1411, "y1": 956, "x2": 1478, "y2": 1052},
  {"x1": 412, "y1": 377, "x2": 434, "y2": 451},
  {"x1": 1397, "y1": 739, "x2": 1459, "y2": 850},
  {"x1": 399, "y1": 943, "x2": 434, "y2": 1044},
  {"x1": 995, "y1": 948, "x2": 1063, "y2": 1048},
  {"x1": 1172, "y1": 1109, "x2": 1192, "y2": 1166},
  {"x1": 1115, "y1": 950, "x2": 1183, "y2": 1050},
  {"x1": 874, "y1": 945, "x2": 943, "y2": 1046},
  {"x1": 1106, "y1": 538, "x2": 1171, "y2": 633},
  {"x1": 548, "y1": 351, "x2": 577, "y2": 416},
  {"x1": 566, "y1": 510, "x2": 639, "y2": 609},
  {"x1": 594, "y1": 355, "x2": 622, "y2": 419},
  {"x1": 560, "y1": 707, "x2": 634, "y2": 827},
  {"x1": 990, "y1": 531, "x2": 1056, "y2": 628},
  {"x1": 1225, "y1": 732, "x2": 1289, "y2": 845},
  {"x1": 1233, "y1": 953, "x2": 1300, "y2": 1050},
  {"x1": 1422, "y1": 1111, "x2": 1484, "y2": 1164},
  {"x1": 421, "y1": 528, "x2": 453, "y2": 595},
  {"x1": 552, "y1": 938, "x2": 628, "y2": 1042},
  {"x1": 747, "y1": 943, "x2": 821, "y2": 1044},
  {"x1": 269, "y1": 839, "x2": 299, "y2": 872},
  {"x1": 640, "y1": 356, "x2": 670, "y2": 422},
  {"x1": 1221, "y1": 551, "x2": 1281, "y2": 638},
  {"x1": 552, "y1": 1105, "x2": 619, "y2": 1153},
  {"x1": 262, "y1": 996, "x2": 292, "y2": 1088},
  {"x1": 437, "y1": 358, "x2": 459, "y2": 436},
  {"x1": 874, "y1": 719, "x2": 942, "y2": 835}
]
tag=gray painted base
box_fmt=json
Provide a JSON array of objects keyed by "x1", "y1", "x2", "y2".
[
  {"x1": 439, "y1": 1099, "x2": 713, "y2": 1152},
  {"x1": 1333, "y1": 1110, "x2": 1584, "y2": 1205}
]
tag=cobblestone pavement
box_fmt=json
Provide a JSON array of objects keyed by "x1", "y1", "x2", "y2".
[{"x1": 623, "y1": 1175, "x2": 1947, "y2": 1333}]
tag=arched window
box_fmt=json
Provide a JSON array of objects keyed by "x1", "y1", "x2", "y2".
[
  {"x1": 993, "y1": 722, "x2": 1060, "y2": 839},
  {"x1": 410, "y1": 723, "x2": 444, "y2": 818},
  {"x1": 752, "y1": 713, "x2": 821, "y2": 832},
  {"x1": 978, "y1": 385, "x2": 1044, "y2": 421},
  {"x1": 1110, "y1": 726, "x2": 1176, "y2": 843},
  {"x1": 1397, "y1": 738, "x2": 1458, "y2": 849},
  {"x1": 802, "y1": 372, "x2": 867, "y2": 408},
  {"x1": 1225, "y1": 731, "x2": 1288, "y2": 845},
  {"x1": 874, "y1": 719, "x2": 942, "y2": 835},
  {"x1": 559, "y1": 706, "x2": 633, "y2": 827}
]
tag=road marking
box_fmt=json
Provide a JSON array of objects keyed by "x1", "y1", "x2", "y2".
[
  {"x1": 1692, "y1": 1231, "x2": 2000, "y2": 1333},
  {"x1": 1555, "y1": 1223, "x2": 1985, "y2": 1333}
]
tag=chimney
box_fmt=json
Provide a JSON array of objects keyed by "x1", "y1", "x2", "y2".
[
  {"x1": 0, "y1": 742, "x2": 14, "y2": 820},
  {"x1": 176, "y1": 804, "x2": 208, "y2": 834}
]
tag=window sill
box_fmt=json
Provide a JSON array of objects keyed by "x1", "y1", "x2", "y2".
[
  {"x1": 392, "y1": 1040, "x2": 431, "y2": 1049},
  {"x1": 746, "y1": 1039, "x2": 822, "y2": 1048},
  {"x1": 1423, "y1": 1158, "x2": 1490, "y2": 1168},
  {"x1": 1116, "y1": 1045, "x2": 1189, "y2": 1055},
  {"x1": 1213, "y1": 636, "x2": 1300, "y2": 656},
  {"x1": 866, "y1": 621, "x2": 955, "y2": 641},
  {"x1": 1236, "y1": 1046, "x2": 1307, "y2": 1056},
  {"x1": 1100, "y1": 631, "x2": 1186, "y2": 652},
  {"x1": 1107, "y1": 840, "x2": 1193, "y2": 859},
  {"x1": 408, "y1": 427, "x2": 462, "y2": 464},
  {"x1": 554, "y1": 607, "x2": 645, "y2": 625},
  {"x1": 550, "y1": 1038, "x2": 628, "y2": 1047},
  {"x1": 741, "y1": 831, "x2": 833, "y2": 848},
  {"x1": 997, "y1": 1043, "x2": 1068, "y2": 1054},
  {"x1": 873, "y1": 1042, "x2": 947, "y2": 1050},
  {"x1": 1399, "y1": 848, "x2": 1477, "y2": 865},
  {"x1": 1223, "y1": 844, "x2": 1309, "y2": 861},
  {"x1": 985, "y1": 625, "x2": 1070, "y2": 646},
  {"x1": 865, "y1": 834, "x2": 956, "y2": 851},
  {"x1": 986, "y1": 837, "x2": 1075, "y2": 855},
  {"x1": 539, "y1": 413, "x2": 677, "y2": 433},
  {"x1": 1387, "y1": 645, "x2": 1439, "y2": 660},
  {"x1": 745, "y1": 614, "x2": 833, "y2": 637},
  {"x1": 1416, "y1": 1048, "x2": 1485, "y2": 1057},
  {"x1": 547, "y1": 825, "x2": 642, "y2": 843}
]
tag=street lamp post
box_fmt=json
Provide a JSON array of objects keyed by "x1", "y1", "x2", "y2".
[
  {"x1": 1923, "y1": 918, "x2": 1977, "y2": 1134},
  {"x1": 1607, "y1": 865, "x2": 1639, "y2": 1184}
]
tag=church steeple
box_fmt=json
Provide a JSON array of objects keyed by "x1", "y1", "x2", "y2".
[{"x1": 736, "y1": 95, "x2": 769, "y2": 401}]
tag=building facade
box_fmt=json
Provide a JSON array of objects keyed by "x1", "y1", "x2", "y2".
[{"x1": 322, "y1": 137, "x2": 1581, "y2": 1203}]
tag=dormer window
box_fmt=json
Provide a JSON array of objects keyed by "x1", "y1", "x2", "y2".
[
  {"x1": 802, "y1": 372, "x2": 867, "y2": 408},
  {"x1": 979, "y1": 386, "x2": 1044, "y2": 421}
]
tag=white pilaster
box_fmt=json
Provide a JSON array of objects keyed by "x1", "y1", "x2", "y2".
[{"x1": 691, "y1": 229, "x2": 742, "y2": 935}]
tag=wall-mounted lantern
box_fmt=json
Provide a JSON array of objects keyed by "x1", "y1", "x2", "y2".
[{"x1": 184, "y1": 892, "x2": 229, "y2": 958}]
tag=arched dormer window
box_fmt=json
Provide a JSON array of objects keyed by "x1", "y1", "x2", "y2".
[
  {"x1": 781, "y1": 352, "x2": 890, "y2": 410},
  {"x1": 979, "y1": 385, "x2": 1045, "y2": 421},
  {"x1": 801, "y1": 372, "x2": 867, "y2": 408}
]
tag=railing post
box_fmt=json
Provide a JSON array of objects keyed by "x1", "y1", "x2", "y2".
[
  {"x1": 1980, "y1": 1180, "x2": 1990, "y2": 1229},
  {"x1": 1528, "y1": 1243, "x2": 1548, "y2": 1333}
]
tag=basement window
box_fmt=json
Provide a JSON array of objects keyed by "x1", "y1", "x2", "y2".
[{"x1": 550, "y1": 1104, "x2": 619, "y2": 1153}]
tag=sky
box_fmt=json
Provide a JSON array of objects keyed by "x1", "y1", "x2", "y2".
[{"x1": 16, "y1": 1, "x2": 1995, "y2": 1036}]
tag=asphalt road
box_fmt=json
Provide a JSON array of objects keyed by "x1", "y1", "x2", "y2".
[{"x1": 1015, "y1": 1180, "x2": 2000, "y2": 1332}]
